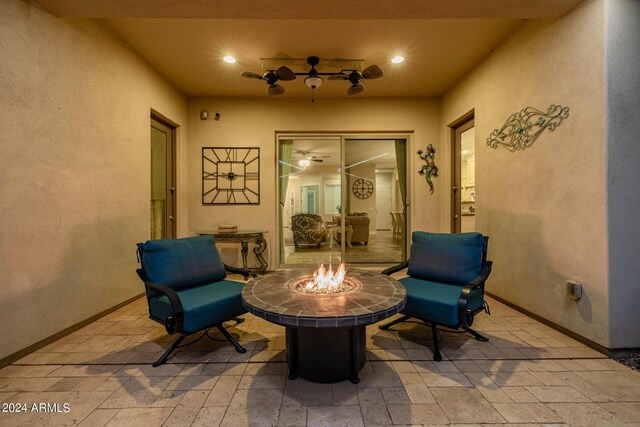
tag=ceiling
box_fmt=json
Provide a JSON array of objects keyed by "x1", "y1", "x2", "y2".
[{"x1": 35, "y1": 0, "x2": 584, "y2": 98}]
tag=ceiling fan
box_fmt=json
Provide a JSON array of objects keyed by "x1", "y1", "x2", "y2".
[
  {"x1": 294, "y1": 150, "x2": 331, "y2": 163},
  {"x1": 328, "y1": 65, "x2": 384, "y2": 96},
  {"x1": 241, "y1": 56, "x2": 384, "y2": 99},
  {"x1": 240, "y1": 66, "x2": 296, "y2": 96}
]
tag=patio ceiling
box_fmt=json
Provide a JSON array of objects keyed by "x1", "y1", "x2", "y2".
[{"x1": 34, "y1": 0, "x2": 584, "y2": 98}]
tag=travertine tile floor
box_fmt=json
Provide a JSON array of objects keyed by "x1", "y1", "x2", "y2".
[{"x1": 2, "y1": 274, "x2": 640, "y2": 426}]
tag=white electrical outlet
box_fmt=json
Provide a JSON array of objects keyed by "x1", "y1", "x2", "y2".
[{"x1": 567, "y1": 280, "x2": 583, "y2": 300}]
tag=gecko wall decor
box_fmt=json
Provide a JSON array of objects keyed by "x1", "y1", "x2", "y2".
[
  {"x1": 486, "y1": 104, "x2": 570, "y2": 152},
  {"x1": 418, "y1": 144, "x2": 439, "y2": 194}
]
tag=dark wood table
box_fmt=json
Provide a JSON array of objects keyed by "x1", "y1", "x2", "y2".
[
  {"x1": 241, "y1": 269, "x2": 406, "y2": 383},
  {"x1": 195, "y1": 230, "x2": 268, "y2": 273}
]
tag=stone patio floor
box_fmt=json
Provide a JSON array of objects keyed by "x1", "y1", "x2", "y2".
[{"x1": 1, "y1": 273, "x2": 640, "y2": 426}]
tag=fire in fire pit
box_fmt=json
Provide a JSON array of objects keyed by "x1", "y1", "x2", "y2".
[{"x1": 288, "y1": 263, "x2": 361, "y2": 295}]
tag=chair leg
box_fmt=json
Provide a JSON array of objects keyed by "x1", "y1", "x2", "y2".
[
  {"x1": 216, "y1": 324, "x2": 247, "y2": 353},
  {"x1": 231, "y1": 317, "x2": 245, "y2": 325},
  {"x1": 153, "y1": 334, "x2": 186, "y2": 367},
  {"x1": 462, "y1": 326, "x2": 489, "y2": 342},
  {"x1": 430, "y1": 324, "x2": 443, "y2": 361},
  {"x1": 378, "y1": 314, "x2": 412, "y2": 330}
]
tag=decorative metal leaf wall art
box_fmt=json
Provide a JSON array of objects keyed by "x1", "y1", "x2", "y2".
[{"x1": 486, "y1": 104, "x2": 570, "y2": 152}]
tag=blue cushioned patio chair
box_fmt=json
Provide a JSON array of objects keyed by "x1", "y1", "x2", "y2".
[
  {"x1": 380, "y1": 231, "x2": 492, "y2": 361},
  {"x1": 136, "y1": 235, "x2": 251, "y2": 366}
]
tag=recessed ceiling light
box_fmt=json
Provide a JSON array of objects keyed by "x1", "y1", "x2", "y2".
[
  {"x1": 223, "y1": 55, "x2": 236, "y2": 64},
  {"x1": 391, "y1": 56, "x2": 405, "y2": 64}
]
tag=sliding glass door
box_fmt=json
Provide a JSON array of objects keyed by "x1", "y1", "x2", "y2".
[
  {"x1": 343, "y1": 139, "x2": 406, "y2": 264},
  {"x1": 279, "y1": 137, "x2": 342, "y2": 266},
  {"x1": 278, "y1": 135, "x2": 407, "y2": 266}
]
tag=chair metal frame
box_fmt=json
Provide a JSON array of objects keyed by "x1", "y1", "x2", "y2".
[
  {"x1": 379, "y1": 236, "x2": 492, "y2": 361},
  {"x1": 136, "y1": 246, "x2": 254, "y2": 367}
]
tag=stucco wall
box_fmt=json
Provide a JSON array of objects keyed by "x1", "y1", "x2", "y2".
[
  {"x1": 0, "y1": 0, "x2": 188, "y2": 359},
  {"x1": 187, "y1": 97, "x2": 441, "y2": 267},
  {"x1": 440, "y1": 0, "x2": 610, "y2": 346},
  {"x1": 605, "y1": 0, "x2": 640, "y2": 349}
]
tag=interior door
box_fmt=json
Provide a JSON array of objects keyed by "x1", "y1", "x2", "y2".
[
  {"x1": 150, "y1": 117, "x2": 176, "y2": 239},
  {"x1": 451, "y1": 116, "x2": 474, "y2": 233}
]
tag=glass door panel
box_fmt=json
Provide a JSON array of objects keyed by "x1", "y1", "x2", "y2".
[
  {"x1": 279, "y1": 137, "x2": 342, "y2": 266},
  {"x1": 150, "y1": 118, "x2": 175, "y2": 239},
  {"x1": 343, "y1": 139, "x2": 405, "y2": 264}
]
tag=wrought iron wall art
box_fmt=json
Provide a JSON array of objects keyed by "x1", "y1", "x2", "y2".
[
  {"x1": 202, "y1": 147, "x2": 260, "y2": 204},
  {"x1": 486, "y1": 104, "x2": 570, "y2": 152},
  {"x1": 418, "y1": 144, "x2": 439, "y2": 194}
]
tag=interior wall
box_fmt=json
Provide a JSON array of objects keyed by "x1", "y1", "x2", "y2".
[
  {"x1": 605, "y1": 0, "x2": 640, "y2": 349},
  {"x1": 440, "y1": 0, "x2": 611, "y2": 346},
  {"x1": 347, "y1": 163, "x2": 377, "y2": 231},
  {"x1": 187, "y1": 97, "x2": 441, "y2": 268},
  {"x1": 0, "y1": 0, "x2": 188, "y2": 359}
]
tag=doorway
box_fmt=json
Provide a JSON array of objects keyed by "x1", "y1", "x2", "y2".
[
  {"x1": 450, "y1": 113, "x2": 475, "y2": 233},
  {"x1": 278, "y1": 134, "x2": 408, "y2": 266},
  {"x1": 150, "y1": 116, "x2": 176, "y2": 239}
]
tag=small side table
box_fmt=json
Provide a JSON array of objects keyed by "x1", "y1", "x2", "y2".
[
  {"x1": 326, "y1": 224, "x2": 353, "y2": 248},
  {"x1": 195, "y1": 230, "x2": 268, "y2": 274}
]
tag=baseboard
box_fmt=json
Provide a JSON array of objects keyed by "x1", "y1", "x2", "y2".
[
  {"x1": 0, "y1": 293, "x2": 145, "y2": 369},
  {"x1": 485, "y1": 291, "x2": 612, "y2": 356}
]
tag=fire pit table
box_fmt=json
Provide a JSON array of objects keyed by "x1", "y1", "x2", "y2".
[{"x1": 241, "y1": 267, "x2": 406, "y2": 383}]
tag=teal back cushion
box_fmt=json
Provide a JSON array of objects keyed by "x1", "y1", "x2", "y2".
[
  {"x1": 407, "y1": 231, "x2": 484, "y2": 285},
  {"x1": 140, "y1": 235, "x2": 226, "y2": 290}
]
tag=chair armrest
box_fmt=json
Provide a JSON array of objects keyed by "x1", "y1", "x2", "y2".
[
  {"x1": 136, "y1": 269, "x2": 184, "y2": 334},
  {"x1": 467, "y1": 261, "x2": 492, "y2": 289},
  {"x1": 224, "y1": 263, "x2": 256, "y2": 280},
  {"x1": 381, "y1": 261, "x2": 409, "y2": 276},
  {"x1": 457, "y1": 261, "x2": 492, "y2": 327}
]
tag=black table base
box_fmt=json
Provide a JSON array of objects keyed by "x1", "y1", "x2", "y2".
[{"x1": 285, "y1": 326, "x2": 366, "y2": 384}]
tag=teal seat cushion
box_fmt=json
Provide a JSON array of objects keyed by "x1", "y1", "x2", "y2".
[
  {"x1": 141, "y1": 235, "x2": 226, "y2": 290},
  {"x1": 408, "y1": 231, "x2": 484, "y2": 285},
  {"x1": 149, "y1": 280, "x2": 245, "y2": 333},
  {"x1": 399, "y1": 277, "x2": 484, "y2": 327}
]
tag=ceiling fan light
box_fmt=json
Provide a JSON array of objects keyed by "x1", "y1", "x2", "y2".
[
  {"x1": 223, "y1": 55, "x2": 236, "y2": 64},
  {"x1": 305, "y1": 75, "x2": 323, "y2": 89},
  {"x1": 298, "y1": 159, "x2": 310, "y2": 167},
  {"x1": 391, "y1": 55, "x2": 405, "y2": 64}
]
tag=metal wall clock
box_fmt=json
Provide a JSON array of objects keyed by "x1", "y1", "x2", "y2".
[
  {"x1": 202, "y1": 147, "x2": 260, "y2": 205},
  {"x1": 352, "y1": 178, "x2": 374, "y2": 199}
]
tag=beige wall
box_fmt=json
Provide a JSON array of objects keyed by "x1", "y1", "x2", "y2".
[
  {"x1": 187, "y1": 98, "x2": 441, "y2": 268},
  {"x1": 440, "y1": 0, "x2": 611, "y2": 346},
  {"x1": 605, "y1": 0, "x2": 640, "y2": 348},
  {"x1": 0, "y1": 1, "x2": 188, "y2": 359}
]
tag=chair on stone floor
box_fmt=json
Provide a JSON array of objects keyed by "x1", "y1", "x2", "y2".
[
  {"x1": 136, "y1": 235, "x2": 250, "y2": 366},
  {"x1": 379, "y1": 231, "x2": 492, "y2": 361}
]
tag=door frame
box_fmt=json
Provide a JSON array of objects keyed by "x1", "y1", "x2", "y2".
[
  {"x1": 275, "y1": 131, "x2": 413, "y2": 269},
  {"x1": 151, "y1": 114, "x2": 177, "y2": 239},
  {"x1": 449, "y1": 111, "x2": 474, "y2": 233}
]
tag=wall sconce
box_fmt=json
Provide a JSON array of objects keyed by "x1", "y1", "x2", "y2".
[{"x1": 200, "y1": 111, "x2": 221, "y2": 121}]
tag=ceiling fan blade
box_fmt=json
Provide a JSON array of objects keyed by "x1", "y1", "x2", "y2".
[
  {"x1": 362, "y1": 64, "x2": 384, "y2": 79},
  {"x1": 328, "y1": 74, "x2": 349, "y2": 80},
  {"x1": 241, "y1": 71, "x2": 264, "y2": 80},
  {"x1": 347, "y1": 84, "x2": 365, "y2": 96},
  {"x1": 311, "y1": 159, "x2": 324, "y2": 162},
  {"x1": 268, "y1": 84, "x2": 286, "y2": 96},
  {"x1": 275, "y1": 66, "x2": 296, "y2": 81}
]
